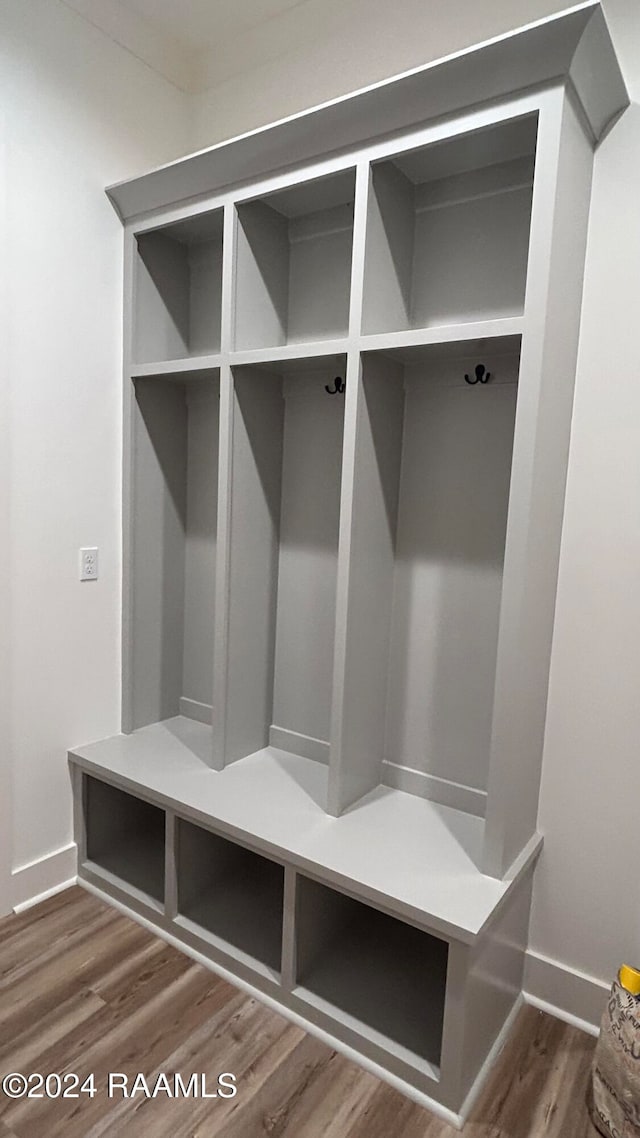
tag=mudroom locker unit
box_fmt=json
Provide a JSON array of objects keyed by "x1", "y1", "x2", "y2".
[{"x1": 69, "y1": 3, "x2": 627, "y2": 1127}]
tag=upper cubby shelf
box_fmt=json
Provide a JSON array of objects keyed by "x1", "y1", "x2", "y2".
[
  {"x1": 134, "y1": 208, "x2": 224, "y2": 365},
  {"x1": 130, "y1": 355, "x2": 222, "y2": 381},
  {"x1": 362, "y1": 116, "x2": 537, "y2": 336},
  {"x1": 234, "y1": 169, "x2": 356, "y2": 350}
]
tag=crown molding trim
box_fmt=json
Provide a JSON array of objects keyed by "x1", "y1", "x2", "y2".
[{"x1": 106, "y1": 2, "x2": 628, "y2": 222}]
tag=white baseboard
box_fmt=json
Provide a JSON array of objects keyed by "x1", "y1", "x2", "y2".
[
  {"x1": 179, "y1": 697, "x2": 212, "y2": 726},
  {"x1": 269, "y1": 725, "x2": 330, "y2": 764},
  {"x1": 524, "y1": 993, "x2": 600, "y2": 1038},
  {"x1": 524, "y1": 949, "x2": 610, "y2": 1036},
  {"x1": 12, "y1": 842, "x2": 78, "y2": 912},
  {"x1": 381, "y1": 760, "x2": 487, "y2": 818}
]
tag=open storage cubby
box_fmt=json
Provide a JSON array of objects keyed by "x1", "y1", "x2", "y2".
[
  {"x1": 128, "y1": 373, "x2": 219, "y2": 734},
  {"x1": 362, "y1": 116, "x2": 537, "y2": 335},
  {"x1": 295, "y1": 875, "x2": 448, "y2": 1074},
  {"x1": 350, "y1": 340, "x2": 520, "y2": 815},
  {"x1": 134, "y1": 209, "x2": 224, "y2": 364},
  {"x1": 175, "y1": 819, "x2": 285, "y2": 976},
  {"x1": 234, "y1": 170, "x2": 356, "y2": 349},
  {"x1": 222, "y1": 355, "x2": 346, "y2": 768},
  {"x1": 84, "y1": 776, "x2": 166, "y2": 907}
]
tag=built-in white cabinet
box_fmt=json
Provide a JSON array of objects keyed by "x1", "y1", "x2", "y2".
[{"x1": 71, "y1": 5, "x2": 627, "y2": 1126}]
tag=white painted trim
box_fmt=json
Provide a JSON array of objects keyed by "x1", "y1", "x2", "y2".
[
  {"x1": 131, "y1": 355, "x2": 222, "y2": 380},
  {"x1": 269, "y1": 725, "x2": 330, "y2": 764},
  {"x1": 11, "y1": 842, "x2": 78, "y2": 911},
  {"x1": 13, "y1": 879, "x2": 78, "y2": 915},
  {"x1": 381, "y1": 761, "x2": 487, "y2": 818},
  {"x1": 179, "y1": 697, "x2": 212, "y2": 726},
  {"x1": 414, "y1": 181, "x2": 532, "y2": 214},
  {"x1": 230, "y1": 339, "x2": 349, "y2": 369},
  {"x1": 107, "y1": 7, "x2": 629, "y2": 222},
  {"x1": 78, "y1": 878, "x2": 465, "y2": 1129},
  {"x1": 523, "y1": 949, "x2": 609, "y2": 1034},
  {"x1": 524, "y1": 993, "x2": 600, "y2": 1038},
  {"x1": 458, "y1": 993, "x2": 524, "y2": 1122}
]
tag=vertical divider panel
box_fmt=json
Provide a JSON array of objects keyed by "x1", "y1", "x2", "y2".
[
  {"x1": 212, "y1": 203, "x2": 238, "y2": 768},
  {"x1": 165, "y1": 810, "x2": 177, "y2": 920},
  {"x1": 328, "y1": 354, "x2": 404, "y2": 815},
  {"x1": 346, "y1": 162, "x2": 371, "y2": 338},
  {"x1": 281, "y1": 866, "x2": 298, "y2": 991},
  {"x1": 222, "y1": 368, "x2": 284, "y2": 766},
  {"x1": 436, "y1": 942, "x2": 469, "y2": 1112},
  {"x1": 122, "y1": 227, "x2": 138, "y2": 734},
  {"x1": 329, "y1": 161, "x2": 403, "y2": 815},
  {"x1": 73, "y1": 767, "x2": 88, "y2": 868},
  {"x1": 328, "y1": 160, "x2": 370, "y2": 816},
  {"x1": 220, "y1": 200, "x2": 237, "y2": 357},
  {"x1": 212, "y1": 364, "x2": 233, "y2": 770},
  {"x1": 483, "y1": 91, "x2": 594, "y2": 877}
]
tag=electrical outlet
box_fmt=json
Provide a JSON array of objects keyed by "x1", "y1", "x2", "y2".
[{"x1": 80, "y1": 547, "x2": 99, "y2": 581}]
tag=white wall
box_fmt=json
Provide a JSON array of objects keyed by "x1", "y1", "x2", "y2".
[
  {"x1": 0, "y1": 0, "x2": 190, "y2": 911},
  {"x1": 190, "y1": 0, "x2": 640, "y2": 1027},
  {"x1": 192, "y1": 0, "x2": 640, "y2": 147}
]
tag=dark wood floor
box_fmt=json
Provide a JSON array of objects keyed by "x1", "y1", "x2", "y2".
[{"x1": 0, "y1": 887, "x2": 598, "y2": 1136}]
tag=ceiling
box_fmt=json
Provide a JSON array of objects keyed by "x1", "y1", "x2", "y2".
[
  {"x1": 59, "y1": 0, "x2": 640, "y2": 106},
  {"x1": 61, "y1": 0, "x2": 319, "y2": 92},
  {"x1": 120, "y1": 0, "x2": 309, "y2": 51}
]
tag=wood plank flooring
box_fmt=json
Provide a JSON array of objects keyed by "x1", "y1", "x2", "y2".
[{"x1": 0, "y1": 887, "x2": 598, "y2": 1136}]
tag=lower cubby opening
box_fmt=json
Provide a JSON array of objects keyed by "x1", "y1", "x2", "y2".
[
  {"x1": 294, "y1": 876, "x2": 448, "y2": 1074},
  {"x1": 175, "y1": 819, "x2": 285, "y2": 976},
  {"x1": 84, "y1": 777, "x2": 166, "y2": 907}
]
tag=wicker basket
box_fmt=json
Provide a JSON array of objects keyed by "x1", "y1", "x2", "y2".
[{"x1": 590, "y1": 974, "x2": 640, "y2": 1137}]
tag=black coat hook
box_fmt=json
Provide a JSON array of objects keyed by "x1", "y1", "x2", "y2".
[
  {"x1": 325, "y1": 376, "x2": 345, "y2": 395},
  {"x1": 465, "y1": 364, "x2": 491, "y2": 385}
]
